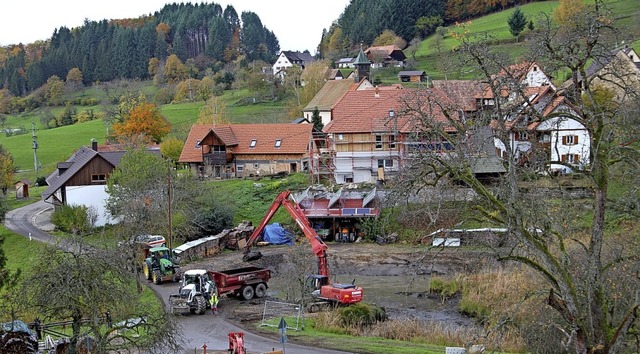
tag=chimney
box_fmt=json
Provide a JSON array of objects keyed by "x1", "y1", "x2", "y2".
[
  {"x1": 91, "y1": 138, "x2": 98, "y2": 151},
  {"x1": 374, "y1": 86, "x2": 380, "y2": 98}
]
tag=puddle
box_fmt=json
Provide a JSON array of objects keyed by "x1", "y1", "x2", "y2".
[{"x1": 333, "y1": 274, "x2": 475, "y2": 326}]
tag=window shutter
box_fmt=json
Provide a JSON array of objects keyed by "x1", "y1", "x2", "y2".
[
  {"x1": 561, "y1": 154, "x2": 567, "y2": 162},
  {"x1": 574, "y1": 154, "x2": 580, "y2": 162},
  {"x1": 574, "y1": 136, "x2": 579, "y2": 144},
  {"x1": 562, "y1": 136, "x2": 567, "y2": 145}
]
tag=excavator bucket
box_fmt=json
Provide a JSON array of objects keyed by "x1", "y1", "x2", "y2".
[{"x1": 243, "y1": 250, "x2": 263, "y2": 262}]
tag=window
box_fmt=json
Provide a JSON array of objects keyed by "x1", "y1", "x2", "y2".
[
  {"x1": 377, "y1": 159, "x2": 394, "y2": 168},
  {"x1": 274, "y1": 139, "x2": 282, "y2": 148},
  {"x1": 338, "y1": 134, "x2": 344, "y2": 141},
  {"x1": 250, "y1": 139, "x2": 257, "y2": 148},
  {"x1": 539, "y1": 133, "x2": 551, "y2": 143},
  {"x1": 237, "y1": 165, "x2": 244, "y2": 173},
  {"x1": 562, "y1": 135, "x2": 579, "y2": 145},
  {"x1": 561, "y1": 154, "x2": 580, "y2": 164},
  {"x1": 212, "y1": 145, "x2": 226, "y2": 152},
  {"x1": 253, "y1": 163, "x2": 259, "y2": 169},
  {"x1": 91, "y1": 174, "x2": 106, "y2": 183},
  {"x1": 375, "y1": 135, "x2": 383, "y2": 149},
  {"x1": 515, "y1": 131, "x2": 528, "y2": 141},
  {"x1": 389, "y1": 134, "x2": 396, "y2": 149},
  {"x1": 195, "y1": 140, "x2": 202, "y2": 148}
]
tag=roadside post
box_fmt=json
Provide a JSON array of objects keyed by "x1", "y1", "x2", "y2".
[{"x1": 278, "y1": 317, "x2": 288, "y2": 354}]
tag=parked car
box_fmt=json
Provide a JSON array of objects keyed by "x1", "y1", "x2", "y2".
[{"x1": 118, "y1": 234, "x2": 166, "y2": 248}]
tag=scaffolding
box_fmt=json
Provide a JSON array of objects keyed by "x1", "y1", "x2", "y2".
[{"x1": 309, "y1": 131, "x2": 336, "y2": 185}]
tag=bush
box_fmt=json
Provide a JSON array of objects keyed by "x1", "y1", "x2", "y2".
[
  {"x1": 51, "y1": 204, "x2": 96, "y2": 235},
  {"x1": 337, "y1": 303, "x2": 387, "y2": 328},
  {"x1": 35, "y1": 176, "x2": 47, "y2": 187},
  {"x1": 81, "y1": 97, "x2": 98, "y2": 106},
  {"x1": 76, "y1": 109, "x2": 102, "y2": 123},
  {"x1": 154, "y1": 87, "x2": 175, "y2": 105},
  {"x1": 429, "y1": 276, "x2": 462, "y2": 303},
  {"x1": 190, "y1": 207, "x2": 234, "y2": 241}
]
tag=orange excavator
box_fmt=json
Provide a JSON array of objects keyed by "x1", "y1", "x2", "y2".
[{"x1": 243, "y1": 191, "x2": 363, "y2": 309}]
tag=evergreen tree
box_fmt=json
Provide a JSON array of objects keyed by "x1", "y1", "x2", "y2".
[
  {"x1": 507, "y1": 7, "x2": 527, "y2": 39},
  {"x1": 207, "y1": 17, "x2": 230, "y2": 62},
  {"x1": 311, "y1": 107, "x2": 323, "y2": 131}
]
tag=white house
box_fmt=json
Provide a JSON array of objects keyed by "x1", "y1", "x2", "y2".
[
  {"x1": 272, "y1": 51, "x2": 315, "y2": 76},
  {"x1": 493, "y1": 90, "x2": 590, "y2": 174}
]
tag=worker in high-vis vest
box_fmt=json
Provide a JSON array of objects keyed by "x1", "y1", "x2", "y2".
[{"x1": 210, "y1": 290, "x2": 219, "y2": 315}]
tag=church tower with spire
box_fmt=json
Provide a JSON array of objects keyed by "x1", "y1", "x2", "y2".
[{"x1": 353, "y1": 45, "x2": 371, "y2": 83}]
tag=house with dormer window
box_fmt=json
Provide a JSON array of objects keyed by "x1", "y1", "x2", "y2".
[{"x1": 179, "y1": 123, "x2": 316, "y2": 179}]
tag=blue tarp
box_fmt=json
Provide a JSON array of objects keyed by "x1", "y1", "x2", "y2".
[{"x1": 261, "y1": 223, "x2": 295, "y2": 245}]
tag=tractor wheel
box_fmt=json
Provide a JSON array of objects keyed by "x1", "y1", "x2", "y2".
[
  {"x1": 254, "y1": 283, "x2": 267, "y2": 298},
  {"x1": 152, "y1": 270, "x2": 163, "y2": 285},
  {"x1": 143, "y1": 262, "x2": 152, "y2": 280},
  {"x1": 241, "y1": 285, "x2": 255, "y2": 300},
  {"x1": 195, "y1": 296, "x2": 207, "y2": 315}
]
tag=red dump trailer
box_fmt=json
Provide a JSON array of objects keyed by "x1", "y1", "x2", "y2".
[{"x1": 210, "y1": 266, "x2": 271, "y2": 300}]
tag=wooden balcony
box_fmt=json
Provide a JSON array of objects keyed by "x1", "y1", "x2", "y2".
[{"x1": 203, "y1": 151, "x2": 232, "y2": 164}]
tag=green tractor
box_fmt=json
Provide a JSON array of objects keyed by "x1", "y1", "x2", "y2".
[{"x1": 142, "y1": 246, "x2": 181, "y2": 284}]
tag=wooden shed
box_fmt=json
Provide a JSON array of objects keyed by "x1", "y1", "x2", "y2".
[
  {"x1": 15, "y1": 180, "x2": 30, "y2": 199},
  {"x1": 398, "y1": 70, "x2": 427, "y2": 83}
]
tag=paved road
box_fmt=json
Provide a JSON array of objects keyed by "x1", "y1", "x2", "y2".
[{"x1": 4, "y1": 200, "x2": 352, "y2": 354}]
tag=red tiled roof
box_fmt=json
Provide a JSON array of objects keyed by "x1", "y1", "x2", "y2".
[
  {"x1": 324, "y1": 86, "x2": 459, "y2": 134},
  {"x1": 179, "y1": 123, "x2": 313, "y2": 163},
  {"x1": 541, "y1": 95, "x2": 566, "y2": 117},
  {"x1": 226, "y1": 124, "x2": 313, "y2": 155},
  {"x1": 179, "y1": 125, "x2": 211, "y2": 163},
  {"x1": 432, "y1": 80, "x2": 487, "y2": 112},
  {"x1": 496, "y1": 61, "x2": 536, "y2": 81}
]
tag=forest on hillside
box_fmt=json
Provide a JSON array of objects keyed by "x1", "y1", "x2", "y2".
[
  {"x1": 0, "y1": 3, "x2": 278, "y2": 97},
  {"x1": 0, "y1": 0, "x2": 542, "y2": 100}
]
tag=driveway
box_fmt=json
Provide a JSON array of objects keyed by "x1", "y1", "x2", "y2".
[{"x1": 4, "y1": 201, "x2": 353, "y2": 354}]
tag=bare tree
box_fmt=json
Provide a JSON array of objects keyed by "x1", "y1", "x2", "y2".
[
  {"x1": 23, "y1": 237, "x2": 183, "y2": 354},
  {"x1": 392, "y1": 2, "x2": 640, "y2": 353}
]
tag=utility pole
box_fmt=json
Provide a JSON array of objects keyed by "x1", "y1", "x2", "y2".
[
  {"x1": 167, "y1": 160, "x2": 172, "y2": 250},
  {"x1": 31, "y1": 122, "x2": 40, "y2": 178}
]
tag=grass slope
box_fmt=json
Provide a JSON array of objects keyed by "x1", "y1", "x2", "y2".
[{"x1": 413, "y1": 0, "x2": 640, "y2": 79}]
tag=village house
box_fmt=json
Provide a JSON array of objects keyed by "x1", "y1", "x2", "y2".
[
  {"x1": 492, "y1": 86, "x2": 590, "y2": 174},
  {"x1": 336, "y1": 57, "x2": 355, "y2": 68},
  {"x1": 321, "y1": 84, "x2": 463, "y2": 184},
  {"x1": 179, "y1": 123, "x2": 316, "y2": 179},
  {"x1": 573, "y1": 45, "x2": 640, "y2": 102},
  {"x1": 42, "y1": 140, "x2": 161, "y2": 226},
  {"x1": 365, "y1": 45, "x2": 406, "y2": 68},
  {"x1": 272, "y1": 50, "x2": 315, "y2": 76}
]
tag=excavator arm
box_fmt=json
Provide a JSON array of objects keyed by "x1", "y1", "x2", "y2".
[{"x1": 243, "y1": 190, "x2": 330, "y2": 278}]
